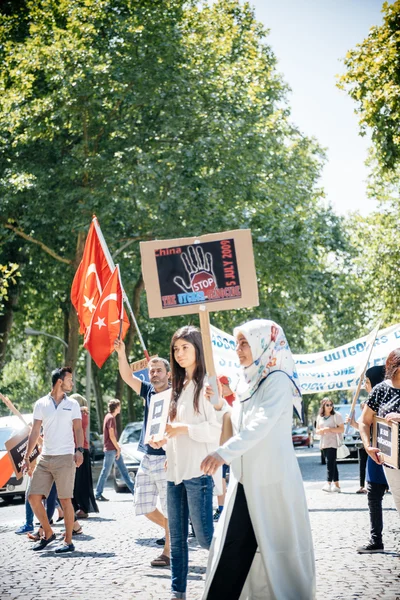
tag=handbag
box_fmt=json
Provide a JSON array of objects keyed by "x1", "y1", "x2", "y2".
[{"x1": 334, "y1": 414, "x2": 350, "y2": 459}]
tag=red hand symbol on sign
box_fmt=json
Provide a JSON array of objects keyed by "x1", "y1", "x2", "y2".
[{"x1": 174, "y1": 245, "x2": 218, "y2": 299}]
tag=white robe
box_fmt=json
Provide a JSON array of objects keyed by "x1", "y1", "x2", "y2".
[{"x1": 202, "y1": 371, "x2": 316, "y2": 600}]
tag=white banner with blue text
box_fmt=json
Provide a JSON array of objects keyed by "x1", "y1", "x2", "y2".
[{"x1": 211, "y1": 323, "x2": 400, "y2": 395}]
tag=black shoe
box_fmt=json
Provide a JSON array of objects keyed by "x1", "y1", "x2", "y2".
[
  {"x1": 213, "y1": 508, "x2": 221, "y2": 522},
  {"x1": 95, "y1": 494, "x2": 109, "y2": 502},
  {"x1": 32, "y1": 533, "x2": 56, "y2": 551},
  {"x1": 55, "y1": 542, "x2": 75, "y2": 554},
  {"x1": 357, "y1": 541, "x2": 384, "y2": 553},
  {"x1": 156, "y1": 537, "x2": 166, "y2": 546}
]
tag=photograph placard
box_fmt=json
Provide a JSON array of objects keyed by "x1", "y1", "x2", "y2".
[
  {"x1": 372, "y1": 416, "x2": 399, "y2": 469},
  {"x1": 144, "y1": 388, "x2": 171, "y2": 444},
  {"x1": 140, "y1": 229, "x2": 259, "y2": 317}
]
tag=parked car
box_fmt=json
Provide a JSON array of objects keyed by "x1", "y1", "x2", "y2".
[
  {"x1": 319, "y1": 404, "x2": 362, "y2": 464},
  {"x1": 292, "y1": 426, "x2": 313, "y2": 448},
  {"x1": 0, "y1": 414, "x2": 33, "y2": 502},
  {"x1": 89, "y1": 431, "x2": 104, "y2": 463},
  {"x1": 113, "y1": 421, "x2": 144, "y2": 492}
]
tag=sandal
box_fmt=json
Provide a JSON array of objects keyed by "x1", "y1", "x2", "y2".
[
  {"x1": 27, "y1": 530, "x2": 42, "y2": 542},
  {"x1": 151, "y1": 553, "x2": 170, "y2": 567},
  {"x1": 60, "y1": 526, "x2": 83, "y2": 536}
]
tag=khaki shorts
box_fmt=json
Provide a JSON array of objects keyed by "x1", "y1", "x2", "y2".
[{"x1": 29, "y1": 454, "x2": 76, "y2": 499}]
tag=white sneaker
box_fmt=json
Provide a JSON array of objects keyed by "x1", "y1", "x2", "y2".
[
  {"x1": 331, "y1": 485, "x2": 341, "y2": 493},
  {"x1": 322, "y1": 483, "x2": 332, "y2": 492}
]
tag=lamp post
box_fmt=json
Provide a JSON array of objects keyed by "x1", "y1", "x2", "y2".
[{"x1": 24, "y1": 327, "x2": 68, "y2": 349}]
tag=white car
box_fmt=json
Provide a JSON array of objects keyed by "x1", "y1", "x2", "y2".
[
  {"x1": 0, "y1": 414, "x2": 33, "y2": 502},
  {"x1": 113, "y1": 421, "x2": 144, "y2": 492}
]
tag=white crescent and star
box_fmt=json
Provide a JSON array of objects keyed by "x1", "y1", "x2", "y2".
[{"x1": 93, "y1": 293, "x2": 121, "y2": 329}]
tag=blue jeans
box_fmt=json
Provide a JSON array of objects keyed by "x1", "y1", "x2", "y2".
[
  {"x1": 167, "y1": 475, "x2": 214, "y2": 598},
  {"x1": 25, "y1": 481, "x2": 57, "y2": 526},
  {"x1": 95, "y1": 450, "x2": 135, "y2": 496}
]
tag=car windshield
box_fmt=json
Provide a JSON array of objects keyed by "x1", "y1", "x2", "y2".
[
  {"x1": 334, "y1": 405, "x2": 362, "y2": 431},
  {"x1": 292, "y1": 427, "x2": 307, "y2": 435},
  {"x1": 120, "y1": 428, "x2": 141, "y2": 445},
  {"x1": 0, "y1": 427, "x2": 15, "y2": 451}
]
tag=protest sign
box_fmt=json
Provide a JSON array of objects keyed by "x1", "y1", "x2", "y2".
[
  {"x1": 372, "y1": 417, "x2": 399, "y2": 469},
  {"x1": 140, "y1": 230, "x2": 258, "y2": 318},
  {"x1": 210, "y1": 322, "x2": 400, "y2": 395},
  {"x1": 144, "y1": 389, "x2": 171, "y2": 444},
  {"x1": 5, "y1": 427, "x2": 40, "y2": 480}
]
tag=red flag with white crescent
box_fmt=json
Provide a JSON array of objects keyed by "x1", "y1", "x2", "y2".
[
  {"x1": 71, "y1": 218, "x2": 112, "y2": 334},
  {"x1": 83, "y1": 265, "x2": 130, "y2": 368}
]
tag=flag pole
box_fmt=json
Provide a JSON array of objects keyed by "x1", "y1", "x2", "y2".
[
  {"x1": 345, "y1": 319, "x2": 382, "y2": 434},
  {"x1": 92, "y1": 217, "x2": 150, "y2": 361}
]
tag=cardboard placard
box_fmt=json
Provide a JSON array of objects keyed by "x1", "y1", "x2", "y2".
[
  {"x1": 144, "y1": 388, "x2": 171, "y2": 444},
  {"x1": 140, "y1": 230, "x2": 258, "y2": 317},
  {"x1": 5, "y1": 427, "x2": 40, "y2": 480},
  {"x1": 372, "y1": 416, "x2": 399, "y2": 469}
]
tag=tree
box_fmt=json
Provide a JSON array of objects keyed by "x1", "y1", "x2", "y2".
[
  {"x1": 339, "y1": 1, "x2": 400, "y2": 174},
  {"x1": 339, "y1": 1, "x2": 400, "y2": 332},
  {"x1": 0, "y1": 0, "x2": 350, "y2": 421}
]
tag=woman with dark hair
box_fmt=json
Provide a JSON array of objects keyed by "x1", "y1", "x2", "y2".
[
  {"x1": 349, "y1": 365, "x2": 388, "y2": 553},
  {"x1": 150, "y1": 325, "x2": 222, "y2": 600},
  {"x1": 316, "y1": 397, "x2": 344, "y2": 492},
  {"x1": 360, "y1": 351, "x2": 400, "y2": 538}
]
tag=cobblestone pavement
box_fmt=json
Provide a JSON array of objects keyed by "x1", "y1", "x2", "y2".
[{"x1": 1, "y1": 448, "x2": 400, "y2": 600}]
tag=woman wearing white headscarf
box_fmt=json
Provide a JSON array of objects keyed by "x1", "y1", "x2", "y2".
[{"x1": 200, "y1": 319, "x2": 315, "y2": 600}]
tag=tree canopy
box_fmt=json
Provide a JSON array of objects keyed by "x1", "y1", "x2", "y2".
[{"x1": 0, "y1": 0, "x2": 356, "y2": 424}]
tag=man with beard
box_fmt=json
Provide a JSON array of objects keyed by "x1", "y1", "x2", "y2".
[
  {"x1": 23, "y1": 367, "x2": 84, "y2": 554},
  {"x1": 114, "y1": 339, "x2": 171, "y2": 567}
]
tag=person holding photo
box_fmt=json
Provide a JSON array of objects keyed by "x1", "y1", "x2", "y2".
[
  {"x1": 114, "y1": 338, "x2": 171, "y2": 568},
  {"x1": 150, "y1": 325, "x2": 222, "y2": 600},
  {"x1": 360, "y1": 350, "x2": 400, "y2": 520}
]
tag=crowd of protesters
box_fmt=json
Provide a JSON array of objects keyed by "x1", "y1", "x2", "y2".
[{"x1": 12, "y1": 316, "x2": 400, "y2": 599}]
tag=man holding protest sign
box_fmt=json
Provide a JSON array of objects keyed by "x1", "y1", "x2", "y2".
[
  {"x1": 114, "y1": 338, "x2": 171, "y2": 567},
  {"x1": 23, "y1": 367, "x2": 84, "y2": 554}
]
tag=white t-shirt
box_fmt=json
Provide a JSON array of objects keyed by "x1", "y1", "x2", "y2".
[
  {"x1": 33, "y1": 394, "x2": 81, "y2": 455},
  {"x1": 317, "y1": 413, "x2": 344, "y2": 450},
  {"x1": 166, "y1": 381, "x2": 221, "y2": 485}
]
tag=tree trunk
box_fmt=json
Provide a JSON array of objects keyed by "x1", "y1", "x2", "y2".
[
  {"x1": 92, "y1": 362, "x2": 105, "y2": 433},
  {"x1": 66, "y1": 231, "x2": 86, "y2": 369},
  {"x1": 0, "y1": 288, "x2": 18, "y2": 372}
]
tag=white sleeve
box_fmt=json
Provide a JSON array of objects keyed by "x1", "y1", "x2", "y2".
[
  {"x1": 217, "y1": 372, "x2": 291, "y2": 464},
  {"x1": 187, "y1": 394, "x2": 222, "y2": 444},
  {"x1": 32, "y1": 400, "x2": 43, "y2": 422},
  {"x1": 71, "y1": 401, "x2": 82, "y2": 420}
]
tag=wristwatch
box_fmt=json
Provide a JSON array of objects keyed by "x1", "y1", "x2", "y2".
[{"x1": 75, "y1": 447, "x2": 84, "y2": 453}]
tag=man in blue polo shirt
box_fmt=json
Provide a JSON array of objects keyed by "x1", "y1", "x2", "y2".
[{"x1": 114, "y1": 338, "x2": 170, "y2": 567}]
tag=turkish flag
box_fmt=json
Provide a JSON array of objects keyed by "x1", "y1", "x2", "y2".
[
  {"x1": 71, "y1": 218, "x2": 113, "y2": 334},
  {"x1": 84, "y1": 265, "x2": 130, "y2": 368}
]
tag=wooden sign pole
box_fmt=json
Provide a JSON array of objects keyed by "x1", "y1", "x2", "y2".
[
  {"x1": 199, "y1": 306, "x2": 219, "y2": 405},
  {"x1": 345, "y1": 320, "x2": 382, "y2": 434},
  {"x1": 0, "y1": 393, "x2": 28, "y2": 427}
]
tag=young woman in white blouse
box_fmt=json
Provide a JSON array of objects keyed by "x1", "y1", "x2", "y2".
[{"x1": 150, "y1": 325, "x2": 221, "y2": 600}]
